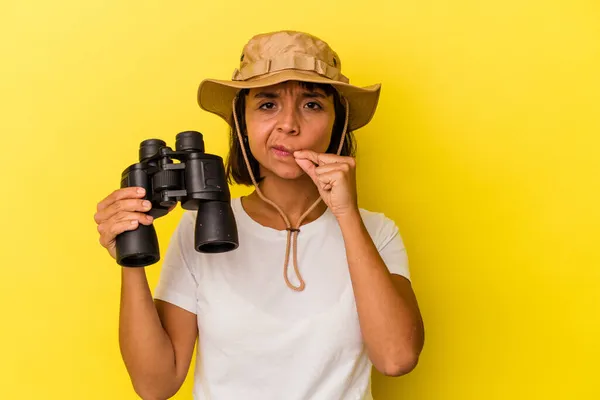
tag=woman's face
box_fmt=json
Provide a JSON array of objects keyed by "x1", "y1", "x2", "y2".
[{"x1": 244, "y1": 81, "x2": 336, "y2": 180}]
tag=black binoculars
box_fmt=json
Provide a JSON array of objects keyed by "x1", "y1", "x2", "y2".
[{"x1": 115, "y1": 130, "x2": 239, "y2": 267}]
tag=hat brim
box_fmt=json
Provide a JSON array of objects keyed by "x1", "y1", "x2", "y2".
[{"x1": 197, "y1": 69, "x2": 381, "y2": 132}]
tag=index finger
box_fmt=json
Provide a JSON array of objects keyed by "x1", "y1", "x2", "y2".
[
  {"x1": 293, "y1": 150, "x2": 320, "y2": 165},
  {"x1": 294, "y1": 151, "x2": 349, "y2": 165},
  {"x1": 97, "y1": 187, "x2": 146, "y2": 212}
]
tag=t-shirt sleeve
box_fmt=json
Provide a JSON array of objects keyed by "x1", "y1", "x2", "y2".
[
  {"x1": 369, "y1": 212, "x2": 411, "y2": 281},
  {"x1": 153, "y1": 211, "x2": 199, "y2": 314}
]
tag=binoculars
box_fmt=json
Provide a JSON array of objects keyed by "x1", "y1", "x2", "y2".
[{"x1": 115, "y1": 130, "x2": 239, "y2": 267}]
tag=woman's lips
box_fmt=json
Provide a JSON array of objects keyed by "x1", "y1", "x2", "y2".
[{"x1": 272, "y1": 146, "x2": 293, "y2": 157}]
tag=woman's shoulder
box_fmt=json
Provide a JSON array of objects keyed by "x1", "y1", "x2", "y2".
[
  {"x1": 357, "y1": 206, "x2": 405, "y2": 251},
  {"x1": 357, "y1": 206, "x2": 396, "y2": 228}
]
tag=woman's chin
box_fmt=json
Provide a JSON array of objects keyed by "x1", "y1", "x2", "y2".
[
  {"x1": 278, "y1": 169, "x2": 306, "y2": 180},
  {"x1": 268, "y1": 164, "x2": 306, "y2": 181}
]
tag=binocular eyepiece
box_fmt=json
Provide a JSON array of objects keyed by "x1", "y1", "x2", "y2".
[{"x1": 115, "y1": 130, "x2": 239, "y2": 267}]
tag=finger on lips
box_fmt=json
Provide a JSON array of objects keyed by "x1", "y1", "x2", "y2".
[
  {"x1": 294, "y1": 150, "x2": 355, "y2": 167},
  {"x1": 293, "y1": 150, "x2": 330, "y2": 165}
]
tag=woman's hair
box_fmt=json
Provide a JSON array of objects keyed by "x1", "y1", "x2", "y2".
[{"x1": 226, "y1": 81, "x2": 356, "y2": 186}]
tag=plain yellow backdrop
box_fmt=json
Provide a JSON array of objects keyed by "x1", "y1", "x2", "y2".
[{"x1": 1, "y1": 1, "x2": 598, "y2": 399}]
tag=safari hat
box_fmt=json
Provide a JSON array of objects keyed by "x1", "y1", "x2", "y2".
[{"x1": 197, "y1": 30, "x2": 382, "y2": 131}]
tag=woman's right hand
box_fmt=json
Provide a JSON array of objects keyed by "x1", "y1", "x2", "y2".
[{"x1": 94, "y1": 187, "x2": 155, "y2": 260}]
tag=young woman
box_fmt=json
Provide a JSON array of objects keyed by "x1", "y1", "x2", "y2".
[{"x1": 94, "y1": 30, "x2": 424, "y2": 400}]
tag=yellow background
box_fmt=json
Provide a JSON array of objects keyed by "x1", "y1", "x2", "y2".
[{"x1": 1, "y1": 1, "x2": 598, "y2": 399}]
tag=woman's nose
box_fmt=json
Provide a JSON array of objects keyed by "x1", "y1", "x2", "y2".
[{"x1": 275, "y1": 105, "x2": 299, "y2": 135}]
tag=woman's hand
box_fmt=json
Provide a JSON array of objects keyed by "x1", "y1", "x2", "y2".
[
  {"x1": 94, "y1": 187, "x2": 176, "y2": 260},
  {"x1": 94, "y1": 187, "x2": 155, "y2": 260},
  {"x1": 293, "y1": 150, "x2": 359, "y2": 219}
]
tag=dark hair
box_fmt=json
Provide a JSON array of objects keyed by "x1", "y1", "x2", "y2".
[{"x1": 226, "y1": 81, "x2": 356, "y2": 186}]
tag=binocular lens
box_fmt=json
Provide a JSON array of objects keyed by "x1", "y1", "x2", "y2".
[
  {"x1": 194, "y1": 201, "x2": 239, "y2": 254},
  {"x1": 120, "y1": 254, "x2": 159, "y2": 267},
  {"x1": 198, "y1": 241, "x2": 238, "y2": 253},
  {"x1": 116, "y1": 224, "x2": 160, "y2": 267}
]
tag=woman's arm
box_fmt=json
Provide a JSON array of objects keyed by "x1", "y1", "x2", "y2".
[
  {"x1": 338, "y1": 212, "x2": 424, "y2": 376},
  {"x1": 293, "y1": 150, "x2": 425, "y2": 376},
  {"x1": 119, "y1": 267, "x2": 198, "y2": 399}
]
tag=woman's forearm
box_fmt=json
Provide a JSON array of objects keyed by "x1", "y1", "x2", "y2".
[
  {"x1": 338, "y1": 211, "x2": 425, "y2": 376},
  {"x1": 119, "y1": 267, "x2": 178, "y2": 399}
]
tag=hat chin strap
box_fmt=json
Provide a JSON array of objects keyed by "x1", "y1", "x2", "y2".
[{"x1": 231, "y1": 94, "x2": 350, "y2": 292}]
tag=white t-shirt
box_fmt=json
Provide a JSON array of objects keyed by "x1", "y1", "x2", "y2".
[{"x1": 154, "y1": 196, "x2": 411, "y2": 400}]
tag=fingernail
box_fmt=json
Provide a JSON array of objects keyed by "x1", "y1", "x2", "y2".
[
  {"x1": 137, "y1": 188, "x2": 145, "y2": 194},
  {"x1": 131, "y1": 220, "x2": 138, "y2": 225},
  {"x1": 146, "y1": 215, "x2": 154, "y2": 222},
  {"x1": 142, "y1": 200, "x2": 151, "y2": 208}
]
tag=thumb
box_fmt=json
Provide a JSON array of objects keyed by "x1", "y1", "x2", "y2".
[{"x1": 295, "y1": 158, "x2": 318, "y2": 183}]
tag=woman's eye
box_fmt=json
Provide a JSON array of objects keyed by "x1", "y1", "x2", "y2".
[
  {"x1": 305, "y1": 102, "x2": 323, "y2": 110},
  {"x1": 259, "y1": 102, "x2": 276, "y2": 110}
]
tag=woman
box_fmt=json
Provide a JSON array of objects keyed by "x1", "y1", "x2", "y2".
[{"x1": 94, "y1": 30, "x2": 424, "y2": 400}]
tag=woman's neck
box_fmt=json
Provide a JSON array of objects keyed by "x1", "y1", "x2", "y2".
[{"x1": 243, "y1": 173, "x2": 327, "y2": 228}]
